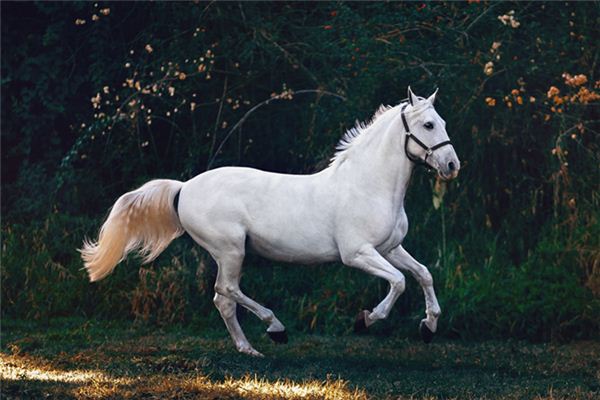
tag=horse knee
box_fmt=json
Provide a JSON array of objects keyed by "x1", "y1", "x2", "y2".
[
  {"x1": 391, "y1": 274, "x2": 406, "y2": 293},
  {"x1": 214, "y1": 283, "x2": 240, "y2": 298},
  {"x1": 420, "y1": 268, "x2": 433, "y2": 286},
  {"x1": 213, "y1": 294, "x2": 236, "y2": 318}
]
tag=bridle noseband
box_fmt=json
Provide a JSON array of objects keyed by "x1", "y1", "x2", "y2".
[{"x1": 401, "y1": 103, "x2": 453, "y2": 170}]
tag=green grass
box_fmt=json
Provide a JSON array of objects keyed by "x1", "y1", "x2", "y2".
[{"x1": 1, "y1": 318, "x2": 599, "y2": 399}]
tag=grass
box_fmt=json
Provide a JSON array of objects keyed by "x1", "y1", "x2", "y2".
[{"x1": 1, "y1": 318, "x2": 599, "y2": 399}]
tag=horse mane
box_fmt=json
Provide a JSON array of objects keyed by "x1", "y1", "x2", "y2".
[
  {"x1": 329, "y1": 98, "x2": 433, "y2": 167},
  {"x1": 329, "y1": 104, "x2": 393, "y2": 166}
]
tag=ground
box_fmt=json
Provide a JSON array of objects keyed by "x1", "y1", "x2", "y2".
[{"x1": 1, "y1": 318, "x2": 599, "y2": 399}]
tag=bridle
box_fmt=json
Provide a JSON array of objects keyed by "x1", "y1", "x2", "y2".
[{"x1": 401, "y1": 103, "x2": 453, "y2": 170}]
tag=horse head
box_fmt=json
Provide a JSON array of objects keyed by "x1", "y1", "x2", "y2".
[{"x1": 403, "y1": 87, "x2": 460, "y2": 180}]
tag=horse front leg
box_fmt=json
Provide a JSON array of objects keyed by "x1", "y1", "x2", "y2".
[
  {"x1": 341, "y1": 245, "x2": 406, "y2": 331},
  {"x1": 385, "y1": 245, "x2": 441, "y2": 343}
]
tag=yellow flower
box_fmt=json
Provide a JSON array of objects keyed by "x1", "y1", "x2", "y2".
[
  {"x1": 483, "y1": 61, "x2": 494, "y2": 76},
  {"x1": 90, "y1": 93, "x2": 101, "y2": 109}
]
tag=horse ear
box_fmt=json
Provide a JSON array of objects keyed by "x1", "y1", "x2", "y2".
[
  {"x1": 407, "y1": 86, "x2": 419, "y2": 106},
  {"x1": 427, "y1": 88, "x2": 439, "y2": 105}
]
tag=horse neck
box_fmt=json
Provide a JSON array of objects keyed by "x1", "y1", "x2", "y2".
[{"x1": 333, "y1": 113, "x2": 415, "y2": 206}]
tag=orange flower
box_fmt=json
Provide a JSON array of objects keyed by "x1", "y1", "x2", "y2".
[
  {"x1": 562, "y1": 72, "x2": 587, "y2": 87},
  {"x1": 574, "y1": 87, "x2": 600, "y2": 104},
  {"x1": 485, "y1": 97, "x2": 496, "y2": 107},
  {"x1": 516, "y1": 96, "x2": 523, "y2": 105},
  {"x1": 547, "y1": 86, "x2": 560, "y2": 98}
]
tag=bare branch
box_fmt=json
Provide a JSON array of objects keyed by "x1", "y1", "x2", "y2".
[{"x1": 206, "y1": 89, "x2": 346, "y2": 170}]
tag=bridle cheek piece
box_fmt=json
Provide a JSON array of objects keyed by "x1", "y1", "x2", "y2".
[{"x1": 401, "y1": 104, "x2": 453, "y2": 170}]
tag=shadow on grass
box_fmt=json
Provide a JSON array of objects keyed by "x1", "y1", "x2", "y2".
[{"x1": 1, "y1": 319, "x2": 599, "y2": 399}]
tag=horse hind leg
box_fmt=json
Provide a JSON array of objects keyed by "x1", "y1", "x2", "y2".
[
  {"x1": 214, "y1": 251, "x2": 287, "y2": 354},
  {"x1": 213, "y1": 293, "x2": 263, "y2": 357}
]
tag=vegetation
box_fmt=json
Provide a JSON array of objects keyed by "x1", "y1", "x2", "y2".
[
  {"x1": 2, "y1": 1, "x2": 599, "y2": 345},
  {"x1": 2, "y1": 318, "x2": 600, "y2": 399}
]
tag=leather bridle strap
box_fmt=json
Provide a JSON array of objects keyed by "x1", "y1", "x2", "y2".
[{"x1": 401, "y1": 103, "x2": 452, "y2": 169}]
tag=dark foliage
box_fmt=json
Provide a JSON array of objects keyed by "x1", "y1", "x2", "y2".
[{"x1": 1, "y1": 2, "x2": 599, "y2": 341}]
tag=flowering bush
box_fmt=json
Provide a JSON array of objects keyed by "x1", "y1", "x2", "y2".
[{"x1": 2, "y1": 2, "x2": 598, "y2": 340}]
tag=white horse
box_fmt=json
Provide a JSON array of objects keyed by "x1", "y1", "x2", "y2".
[{"x1": 81, "y1": 87, "x2": 460, "y2": 356}]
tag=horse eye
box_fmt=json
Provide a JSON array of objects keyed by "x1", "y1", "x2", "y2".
[{"x1": 424, "y1": 122, "x2": 434, "y2": 130}]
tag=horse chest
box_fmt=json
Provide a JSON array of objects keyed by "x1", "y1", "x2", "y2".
[{"x1": 376, "y1": 208, "x2": 409, "y2": 254}]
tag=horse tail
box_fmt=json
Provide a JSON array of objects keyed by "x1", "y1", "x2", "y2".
[{"x1": 80, "y1": 179, "x2": 185, "y2": 282}]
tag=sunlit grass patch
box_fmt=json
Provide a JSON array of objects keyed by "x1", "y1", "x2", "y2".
[
  {"x1": 0, "y1": 353, "x2": 111, "y2": 383},
  {"x1": 2, "y1": 321, "x2": 599, "y2": 399},
  {"x1": 108, "y1": 374, "x2": 367, "y2": 400},
  {"x1": 1, "y1": 352, "x2": 366, "y2": 399}
]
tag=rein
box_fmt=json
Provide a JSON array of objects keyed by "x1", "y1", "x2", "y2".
[{"x1": 401, "y1": 103, "x2": 452, "y2": 170}]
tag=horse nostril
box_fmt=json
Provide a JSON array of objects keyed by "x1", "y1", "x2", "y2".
[{"x1": 448, "y1": 161, "x2": 456, "y2": 172}]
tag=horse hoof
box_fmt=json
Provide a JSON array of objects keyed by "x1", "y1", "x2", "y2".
[
  {"x1": 268, "y1": 330, "x2": 288, "y2": 344},
  {"x1": 354, "y1": 310, "x2": 370, "y2": 333},
  {"x1": 419, "y1": 320, "x2": 434, "y2": 343},
  {"x1": 239, "y1": 347, "x2": 264, "y2": 357}
]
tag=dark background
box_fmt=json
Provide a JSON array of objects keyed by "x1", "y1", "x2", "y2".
[{"x1": 2, "y1": 1, "x2": 599, "y2": 341}]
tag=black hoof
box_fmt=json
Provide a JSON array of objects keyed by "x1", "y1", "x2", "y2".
[
  {"x1": 268, "y1": 330, "x2": 288, "y2": 344},
  {"x1": 419, "y1": 320, "x2": 434, "y2": 343},
  {"x1": 354, "y1": 310, "x2": 369, "y2": 333}
]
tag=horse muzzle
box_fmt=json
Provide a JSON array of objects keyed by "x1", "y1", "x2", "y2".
[{"x1": 437, "y1": 158, "x2": 460, "y2": 181}]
